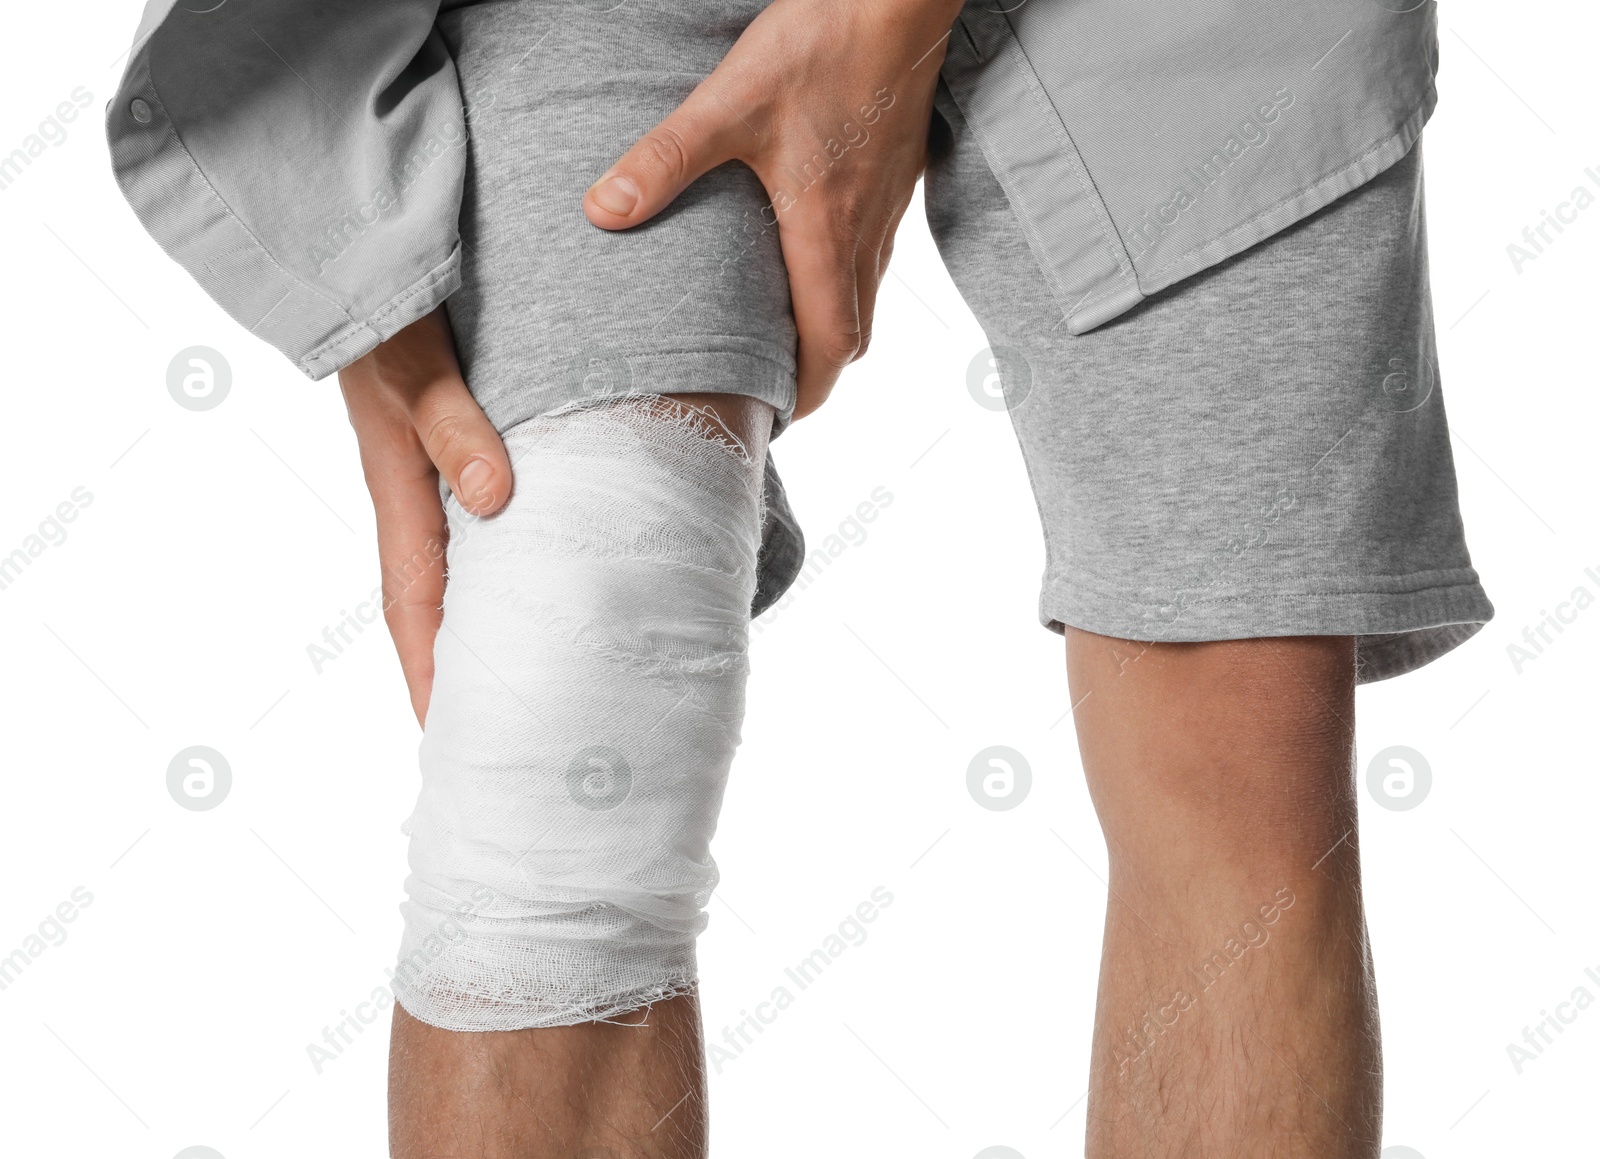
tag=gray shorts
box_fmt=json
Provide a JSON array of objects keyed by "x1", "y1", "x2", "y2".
[
  {"x1": 439, "y1": 0, "x2": 1492, "y2": 683},
  {"x1": 926, "y1": 93, "x2": 1493, "y2": 681}
]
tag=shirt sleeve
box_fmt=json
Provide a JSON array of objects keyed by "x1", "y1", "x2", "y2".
[{"x1": 105, "y1": 0, "x2": 465, "y2": 379}]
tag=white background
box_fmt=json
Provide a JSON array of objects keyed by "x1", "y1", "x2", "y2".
[{"x1": 2, "y1": 2, "x2": 1596, "y2": 1156}]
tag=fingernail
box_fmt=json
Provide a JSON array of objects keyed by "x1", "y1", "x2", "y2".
[
  {"x1": 591, "y1": 175, "x2": 639, "y2": 216},
  {"x1": 457, "y1": 457, "x2": 495, "y2": 511}
]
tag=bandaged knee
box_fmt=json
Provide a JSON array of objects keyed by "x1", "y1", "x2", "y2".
[{"x1": 393, "y1": 397, "x2": 763, "y2": 1031}]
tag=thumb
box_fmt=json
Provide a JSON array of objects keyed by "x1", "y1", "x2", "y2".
[
  {"x1": 583, "y1": 90, "x2": 745, "y2": 230},
  {"x1": 409, "y1": 378, "x2": 514, "y2": 518}
]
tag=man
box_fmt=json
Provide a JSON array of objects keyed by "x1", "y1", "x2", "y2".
[{"x1": 108, "y1": 0, "x2": 1486, "y2": 1154}]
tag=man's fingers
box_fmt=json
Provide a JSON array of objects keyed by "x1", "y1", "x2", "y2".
[
  {"x1": 369, "y1": 467, "x2": 448, "y2": 723},
  {"x1": 850, "y1": 194, "x2": 912, "y2": 372},
  {"x1": 778, "y1": 209, "x2": 863, "y2": 420},
  {"x1": 336, "y1": 306, "x2": 508, "y2": 726},
  {"x1": 363, "y1": 448, "x2": 451, "y2": 728},
  {"x1": 402, "y1": 375, "x2": 514, "y2": 517},
  {"x1": 852, "y1": 244, "x2": 880, "y2": 373},
  {"x1": 584, "y1": 87, "x2": 746, "y2": 230},
  {"x1": 392, "y1": 368, "x2": 509, "y2": 723}
]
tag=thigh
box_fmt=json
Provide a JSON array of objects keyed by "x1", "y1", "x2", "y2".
[
  {"x1": 925, "y1": 94, "x2": 1492, "y2": 682},
  {"x1": 436, "y1": 0, "x2": 797, "y2": 436}
]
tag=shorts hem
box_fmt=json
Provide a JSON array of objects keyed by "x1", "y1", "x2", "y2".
[
  {"x1": 1038, "y1": 569, "x2": 1494, "y2": 683},
  {"x1": 489, "y1": 343, "x2": 797, "y2": 437}
]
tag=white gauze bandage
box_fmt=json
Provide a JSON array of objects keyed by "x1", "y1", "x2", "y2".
[{"x1": 393, "y1": 396, "x2": 764, "y2": 1030}]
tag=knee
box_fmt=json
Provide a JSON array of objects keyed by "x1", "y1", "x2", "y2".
[
  {"x1": 1071, "y1": 632, "x2": 1359, "y2": 870},
  {"x1": 396, "y1": 398, "x2": 766, "y2": 1031}
]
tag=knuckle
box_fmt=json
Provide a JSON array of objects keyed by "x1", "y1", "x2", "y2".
[
  {"x1": 829, "y1": 188, "x2": 873, "y2": 235},
  {"x1": 636, "y1": 126, "x2": 691, "y2": 183},
  {"x1": 381, "y1": 555, "x2": 444, "y2": 611},
  {"x1": 374, "y1": 411, "x2": 423, "y2": 457},
  {"x1": 383, "y1": 589, "x2": 436, "y2": 621},
  {"x1": 823, "y1": 330, "x2": 862, "y2": 368},
  {"x1": 418, "y1": 410, "x2": 472, "y2": 466}
]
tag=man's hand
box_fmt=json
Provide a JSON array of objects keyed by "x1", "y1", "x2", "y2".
[
  {"x1": 583, "y1": 0, "x2": 965, "y2": 419},
  {"x1": 336, "y1": 306, "x2": 512, "y2": 726}
]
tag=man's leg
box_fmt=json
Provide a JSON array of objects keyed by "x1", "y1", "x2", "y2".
[
  {"x1": 390, "y1": 994, "x2": 705, "y2": 1159},
  {"x1": 1068, "y1": 628, "x2": 1381, "y2": 1157},
  {"x1": 925, "y1": 92, "x2": 1489, "y2": 1153},
  {"x1": 389, "y1": 392, "x2": 770, "y2": 1159}
]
